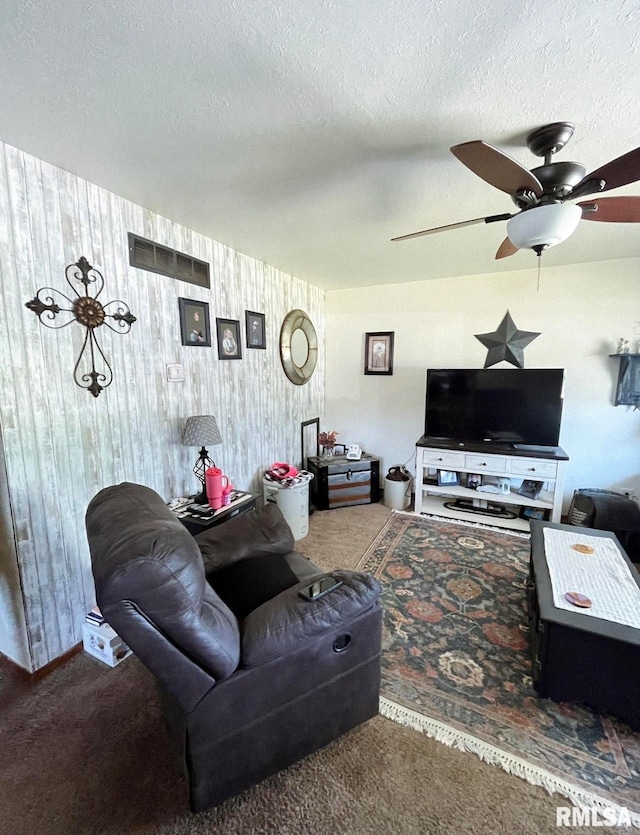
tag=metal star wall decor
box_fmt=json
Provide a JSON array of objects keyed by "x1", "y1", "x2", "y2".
[
  {"x1": 26, "y1": 256, "x2": 136, "y2": 397},
  {"x1": 474, "y1": 311, "x2": 540, "y2": 369}
]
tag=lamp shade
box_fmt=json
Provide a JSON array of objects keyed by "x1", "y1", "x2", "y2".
[
  {"x1": 183, "y1": 415, "x2": 222, "y2": 447},
  {"x1": 506, "y1": 204, "x2": 582, "y2": 251}
]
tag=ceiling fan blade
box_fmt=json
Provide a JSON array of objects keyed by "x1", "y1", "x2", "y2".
[
  {"x1": 578, "y1": 196, "x2": 640, "y2": 223},
  {"x1": 391, "y1": 212, "x2": 512, "y2": 242},
  {"x1": 451, "y1": 141, "x2": 543, "y2": 198},
  {"x1": 578, "y1": 146, "x2": 640, "y2": 194},
  {"x1": 495, "y1": 237, "x2": 518, "y2": 259}
]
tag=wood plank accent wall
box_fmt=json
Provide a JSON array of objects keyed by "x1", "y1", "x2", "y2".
[
  {"x1": 0, "y1": 141, "x2": 325, "y2": 671},
  {"x1": 0, "y1": 425, "x2": 30, "y2": 668}
]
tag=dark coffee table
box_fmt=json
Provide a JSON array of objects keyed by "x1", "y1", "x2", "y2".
[{"x1": 527, "y1": 520, "x2": 640, "y2": 730}]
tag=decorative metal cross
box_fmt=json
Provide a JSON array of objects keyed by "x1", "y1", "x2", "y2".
[{"x1": 26, "y1": 256, "x2": 136, "y2": 398}]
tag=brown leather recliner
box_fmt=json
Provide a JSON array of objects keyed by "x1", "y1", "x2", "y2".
[{"x1": 85, "y1": 482, "x2": 382, "y2": 812}]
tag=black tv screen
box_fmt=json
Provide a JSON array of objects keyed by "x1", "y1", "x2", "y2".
[{"x1": 425, "y1": 368, "x2": 564, "y2": 447}]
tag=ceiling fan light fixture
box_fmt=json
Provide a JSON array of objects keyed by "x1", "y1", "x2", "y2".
[{"x1": 506, "y1": 203, "x2": 582, "y2": 251}]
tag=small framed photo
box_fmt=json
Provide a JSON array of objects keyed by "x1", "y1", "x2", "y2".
[
  {"x1": 364, "y1": 332, "x2": 394, "y2": 375},
  {"x1": 216, "y1": 318, "x2": 242, "y2": 360},
  {"x1": 519, "y1": 506, "x2": 546, "y2": 521},
  {"x1": 518, "y1": 479, "x2": 543, "y2": 500},
  {"x1": 245, "y1": 310, "x2": 266, "y2": 349},
  {"x1": 466, "y1": 473, "x2": 482, "y2": 490},
  {"x1": 179, "y1": 298, "x2": 211, "y2": 347},
  {"x1": 437, "y1": 470, "x2": 460, "y2": 486}
]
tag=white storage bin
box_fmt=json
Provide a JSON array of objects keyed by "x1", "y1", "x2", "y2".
[{"x1": 263, "y1": 477, "x2": 310, "y2": 540}]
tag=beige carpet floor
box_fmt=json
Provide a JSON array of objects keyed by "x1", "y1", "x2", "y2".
[{"x1": 0, "y1": 504, "x2": 589, "y2": 835}]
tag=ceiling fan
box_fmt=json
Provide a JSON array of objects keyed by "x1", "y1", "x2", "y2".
[{"x1": 392, "y1": 121, "x2": 640, "y2": 259}]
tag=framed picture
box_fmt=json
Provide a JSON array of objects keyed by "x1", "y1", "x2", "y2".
[
  {"x1": 178, "y1": 298, "x2": 211, "y2": 347},
  {"x1": 364, "y1": 332, "x2": 394, "y2": 375},
  {"x1": 466, "y1": 473, "x2": 482, "y2": 490},
  {"x1": 300, "y1": 417, "x2": 320, "y2": 468},
  {"x1": 518, "y1": 479, "x2": 543, "y2": 500},
  {"x1": 216, "y1": 318, "x2": 242, "y2": 360},
  {"x1": 245, "y1": 310, "x2": 266, "y2": 349},
  {"x1": 519, "y1": 506, "x2": 546, "y2": 520},
  {"x1": 437, "y1": 470, "x2": 460, "y2": 486}
]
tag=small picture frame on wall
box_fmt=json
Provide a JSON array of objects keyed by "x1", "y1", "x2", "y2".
[
  {"x1": 216, "y1": 318, "x2": 242, "y2": 360},
  {"x1": 364, "y1": 331, "x2": 394, "y2": 375},
  {"x1": 245, "y1": 310, "x2": 266, "y2": 349},
  {"x1": 179, "y1": 298, "x2": 211, "y2": 347}
]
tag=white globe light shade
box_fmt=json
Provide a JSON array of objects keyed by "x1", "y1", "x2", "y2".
[{"x1": 507, "y1": 204, "x2": 582, "y2": 250}]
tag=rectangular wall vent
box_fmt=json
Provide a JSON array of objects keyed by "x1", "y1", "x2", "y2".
[{"x1": 128, "y1": 233, "x2": 210, "y2": 288}]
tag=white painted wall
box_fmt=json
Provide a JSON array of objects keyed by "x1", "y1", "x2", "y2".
[
  {"x1": 325, "y1": 259, "x2": 640, "y2": 508},
  {"x1": 0, "y1": 141, "x2": 324, "y2": 671}
]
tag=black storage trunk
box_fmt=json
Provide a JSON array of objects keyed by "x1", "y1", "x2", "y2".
[{"x1": 307, "y1": 454, "x2": 380, "y2": 510}]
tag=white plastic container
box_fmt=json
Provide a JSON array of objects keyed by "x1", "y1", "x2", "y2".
[
  {"x1": 384, "y1": 467, "x2": 412, "y2": 510},
  {"x1": 263, "y1": 477, "x2": 310, "y2": 540}
]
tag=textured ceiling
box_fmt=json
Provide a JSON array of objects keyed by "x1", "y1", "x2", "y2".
[{"x1": 1, "y1": 0, "x2": 639, "y2": 290}]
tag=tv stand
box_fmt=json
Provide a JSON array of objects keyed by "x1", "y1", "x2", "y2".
[{"x1": 414, "y1": 437, "x2": 569, "y2": 529}]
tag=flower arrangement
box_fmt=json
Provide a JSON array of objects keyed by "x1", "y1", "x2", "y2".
[{"x1": 318, "y1": 430, "x2": 338, "y2": 451}]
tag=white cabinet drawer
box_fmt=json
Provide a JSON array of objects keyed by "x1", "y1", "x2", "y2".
[
  {"x1": 509, "y1": 458, "x2": 557, "y2": 479},
  {"x1": 464, "y1": 453, "x2": 507, "y2": 473},
  {"x1": 421, "y1": 449, "x2": 465, "y2": 469}
]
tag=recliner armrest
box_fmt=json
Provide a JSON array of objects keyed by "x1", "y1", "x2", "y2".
[
  {"x1": 195, "y1": 504, "x2": 295, "y2": 573},
  {"x1": 240, "y1": 570, "x2": 381, "y2": 667}
]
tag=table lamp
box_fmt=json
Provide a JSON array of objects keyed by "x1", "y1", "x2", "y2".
[{"x1": 183, "y1": 415, "x2": 223, "y2": 504}]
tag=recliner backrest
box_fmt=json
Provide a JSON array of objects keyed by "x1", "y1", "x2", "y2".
[{"x1": 86, "y1": 483, "x2": 240, "y2": 710}]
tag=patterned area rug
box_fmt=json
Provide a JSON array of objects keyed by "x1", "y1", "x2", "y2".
[{"x1": 358, "y1": 512, "x2": 640, "y2": 824}]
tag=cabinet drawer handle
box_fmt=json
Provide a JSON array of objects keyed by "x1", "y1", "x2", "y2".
[
  {"x1": 528, "y1": 467, "x2": 536, "y2": 472},
  {"x1": 480, "y1": 462, "x2": 487, "y2": 466}
]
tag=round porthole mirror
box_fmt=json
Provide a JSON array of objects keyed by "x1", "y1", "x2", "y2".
[{"x1": 279, "y1": 309, "x2": 318, "y2": 385}]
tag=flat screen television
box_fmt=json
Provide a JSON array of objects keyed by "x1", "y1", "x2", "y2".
[{"x1": 424, "y1": 368, "x2": 564, "y2": 448}]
